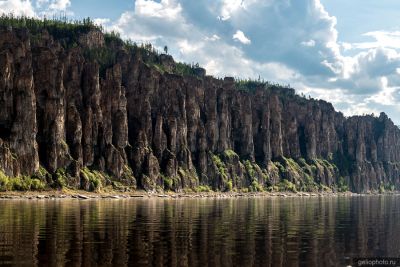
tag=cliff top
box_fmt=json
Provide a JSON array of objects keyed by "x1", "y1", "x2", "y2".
[{"x1": 0, "y1": 14, "x2": 391, "y2": 124}]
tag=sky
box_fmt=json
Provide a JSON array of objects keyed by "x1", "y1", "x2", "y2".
[{"x1": 1, "y1": 0, "x2": 400, "y2": 124}]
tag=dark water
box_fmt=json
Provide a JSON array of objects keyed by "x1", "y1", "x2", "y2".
[{"x1": 0, "y1": 196, "x2": 399, "y2": 267}]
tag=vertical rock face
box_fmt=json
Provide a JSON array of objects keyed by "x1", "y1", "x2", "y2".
[
  {"x1": 1, "y1": 26, "x2": 400, "y2": 192},
  {"x1": 0, "y1": 27, "x2": 38, "y2": 177}
]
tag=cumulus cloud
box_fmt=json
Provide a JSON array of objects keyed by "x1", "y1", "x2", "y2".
[
  {"x1": 233, "y1": 30, "x2": 251, "y2": 44},
  {"x1": 135, "y1": 0, "x2": 182, "y2": 20},
  {"x1": 352, "y1": 31, "x2": 400, "y2": 50},
  {"x1": 109, "y1": 0, "x2": 187, "y2": 43},
  {"x1": 1, "y1": 0, "x2": 398, "y2": 122},
  {"x1": 219, "y1": 0, "x2": 243, "y2": 21},
  {"x1": 67, "y1": 0, "x2": 400, "y2": 123},
  {"x1": 0, "y1": 0, "x2": 36, "y2": 16},
  {"x1": 25, "y1": 0, "x2": 73, "y2": 16},
  {"x1": 333, "y1": 47, "x2": 400, "y2": 94}
]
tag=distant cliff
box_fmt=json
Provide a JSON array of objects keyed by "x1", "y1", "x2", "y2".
[{"x1": 1, "y1": 18, "x2": 399, "y2": 193}]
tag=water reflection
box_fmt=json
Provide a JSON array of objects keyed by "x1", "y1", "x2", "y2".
[{"x1": 0, "y1": 196, "x2": 399, "y2": 266}]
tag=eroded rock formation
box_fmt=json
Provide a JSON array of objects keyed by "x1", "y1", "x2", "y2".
[{"x1": 1, "y1": 25, "x2": 400, "y2": 192}]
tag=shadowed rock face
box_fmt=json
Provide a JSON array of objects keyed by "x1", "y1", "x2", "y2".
[{"x1": 1, "y1": 26, "x2": 400, "y2": 193}]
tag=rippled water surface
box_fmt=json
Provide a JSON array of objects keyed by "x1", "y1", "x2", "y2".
[{"x1": 0, "y1": 196, "x2": 399, "y2": 266}]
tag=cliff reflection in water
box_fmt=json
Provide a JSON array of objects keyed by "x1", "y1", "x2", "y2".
[{"x1": 0, "y1": 196, "x2": 399, "y2": 266}]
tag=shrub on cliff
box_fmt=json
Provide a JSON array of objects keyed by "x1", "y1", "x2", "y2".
[
  {"x1": 337, "y1": 177, "x2": 349, "y2": 192},
  {"x1": 278, "y1": 179, "x2": 297, "y2": 192},
  {"x1": 0, "y1": 14, "x2": 98, "y2": 48},
  {"x1": 0, "y1": 171, "x2": 46, "y2": 191}
]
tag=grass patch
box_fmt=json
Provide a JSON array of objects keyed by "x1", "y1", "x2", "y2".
[
  {"x1": 277, "y1": 179, "x2": 297, "y2": 192},
  {"x1": 244, "y1": 160, "x2": 256, "y2": 178},
  {"x1": 226, "y1": 180, "x2": 233, "y2": 192},
  {"x1": 337, "y1": 176, "x2": 349, "y2": 192},
  {"x1": 0, "y1": 170, "x2": 46, "y2": 191},
  {"x1": 80, "y1": 167, "x2": 103, "y2": 192},
  {"x1": 194, "y1": 185, "x2": 212, "y2": 193},
  {"x1": 250, "y1": 180, "x2": 263, "y2": 192},
  {"x1": 211, "y1": 154, "x2": 228, "y2": 181},
  {"x1": 223, "y1": 149, "x2": 238, "y2": 160},
  {"x1": 55, "y1": 168, "x2": 68, "y2": 188}
]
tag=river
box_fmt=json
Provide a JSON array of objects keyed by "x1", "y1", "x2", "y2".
[{"x1": 0, "y1": 196, "x2": 398, "y2": 266}]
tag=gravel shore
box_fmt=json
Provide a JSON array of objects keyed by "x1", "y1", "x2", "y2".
[{"x1": 0, "y1": 190, "x2": 396, "y2": 200}]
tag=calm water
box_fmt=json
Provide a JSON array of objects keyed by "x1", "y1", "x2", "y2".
[{"x1": 0, "y1": 196, "x2": 399, "y2": 267}]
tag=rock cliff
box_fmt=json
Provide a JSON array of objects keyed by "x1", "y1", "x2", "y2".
[{"x1": 0, "y1": 22, "x2": 399, "y2": 193}]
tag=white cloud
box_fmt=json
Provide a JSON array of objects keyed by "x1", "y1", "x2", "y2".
[
  {"x1": 365, "y1": 77, "x2": 398, "y2": 106},
  {"x1": 205, "y1": 34, "x2": 220, "y2": 41},
  {"x1": 219, "y1": 0, "x2": 265, "y2": 21},
  {"x1": 219, "y1": 0, "x2": 243, "y2": 21},
  {"x1": 135, "y1": 0, "x2": 182, "y2": 20},
  {"x1": 109, "y1": 0, "x2": 187, "y2": 43},
  {"x1": 178, "y1": 39, "x2": 201, "y2": 55},
  {"x1": 333, "y1": 47, "x2": 400, "y2": 94},
  {"x1": 36, "y1": 0, "x2": 48, "y2": 8},
  {"x1": 232, "y1": 30, "x2": 251, "y2": 44},
  {"x1": 48, "y1": 0, "x2": 70, "y2": 11},
  {"x1": 105, "y1": 0, "x2": 400, "y2": 123},
  {"x1": 0, "y1": 0, "x2": 36, "y2": 16},
  {"x1": 3, "y1": 0, "x2": 400, "y2": 122},
  {"x1": 351, "y1": 31, "x2": 400, "y2": 50},
  {"x1": 341, "y1": 42, "x2": 352, "y2": 51},
  {"x1": 301, "y1": 39, "x2": 316, "y2": 47},
  {"x1": 93, "y1": 18, "x2": 110, "y2": 27}
]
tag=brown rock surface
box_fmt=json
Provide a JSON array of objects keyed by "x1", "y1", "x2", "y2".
[{"x1": 0, "y1": 26, "x2": 400, "y2": 192}]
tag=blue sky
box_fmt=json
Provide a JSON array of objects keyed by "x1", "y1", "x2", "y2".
[{"x1": 1, "y1": 0, "x2": 400, "y2": 124}]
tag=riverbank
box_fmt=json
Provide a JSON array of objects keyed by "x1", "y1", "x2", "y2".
[{"x1": 0, "y1": 189, "x2": 398, "y2": 200}]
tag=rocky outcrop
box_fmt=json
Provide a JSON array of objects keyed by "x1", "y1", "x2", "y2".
[
  {"x1": 0, "y1": 27, "x2": 38, "y2": 178},
  {"x1": 1, "y1": 25, "x2": 400, "y2": 192}
]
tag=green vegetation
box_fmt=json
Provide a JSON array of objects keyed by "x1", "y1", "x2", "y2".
[
  {"x1": 0, "y1": 170, "x2": 46, "y2": 191},
  {"x1": 234, "y1": 78, "x2": 303, "y2": 98},
  {"x1": 206, "y1": 152, "x2": 347, "y2": 193},
  {"x1": 244, "y1": 160, "x2": 256, "y2": 178},
  {"x1": 111, "y1": 181, "x2": 124, "y2": 190},
  {"x1": 0, "y1": 14, "x2": 99, "y2": 48},
  {"x1": 0, "y1": 16, "x2": 395, "y2": 194},
  {"x1": 173, "y1": 62, "x2": 200, "y2": 76},
  {"x1": 250, "y1": 180, "x2": 263, "y2": 192},
  {"x1": 163, "y1": 176, "x2": 173, "y2": 190},
  {"x1": 269, "y1": 157, "x2": 343, "y2": 192},
  {"x1": 226, "y1": 180, "x2": 233, "y2": 192},
  {"x1": 194, "y1": 185, "x2": 212, "y2": 192},
  {"x1": 337, "y1": 176, "x2": 349, "y2": 192},
  {"x1": 211, "y1": 154, "x2": 228, "y2": 180},
  {"x1": 80, "y1": 167, "x2": 104, "y2": 192},
  {"x1": 235, "y1": 78, "x2": 291, "y2": 92},
  {"x1": 385, "y1": 182, "x2": 395, "y2": 191},
  {"x1": 141, "y1": 175, "x2": 156, "y2": 191},
  {"x1": 277, "y1": 179, "x2": 297, "y2": 192},
  {"x1": 223, "y1": 149, "x2": 238, "y2": 160},
  {"x1": 379, "y1": 184, "x2": 385, "y2": 194},
  {"x1": 0, "y1": 15, "x2": 203, "y2": 79},
  {"x1": 35, "y1": 165, "x2": 50, "y2": 181},
  {"x1": 274, "y1": 161, "x2": 286, "y2": 174},
  {"x1": 161, "y1": 173, "x2": 180, "y2": 191},
  {"x1": 211, "y1": 153, "x2": 232, "y2": 191},
  {"x1": 121, "y1": 165, "x2": 135, "y2": 184},
  {"x1": 54, "y1": 168, "x2": 68, "y2": 188},
  {"x1": 319, "y1": 184, "x2": 332, "y2": 192}
]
